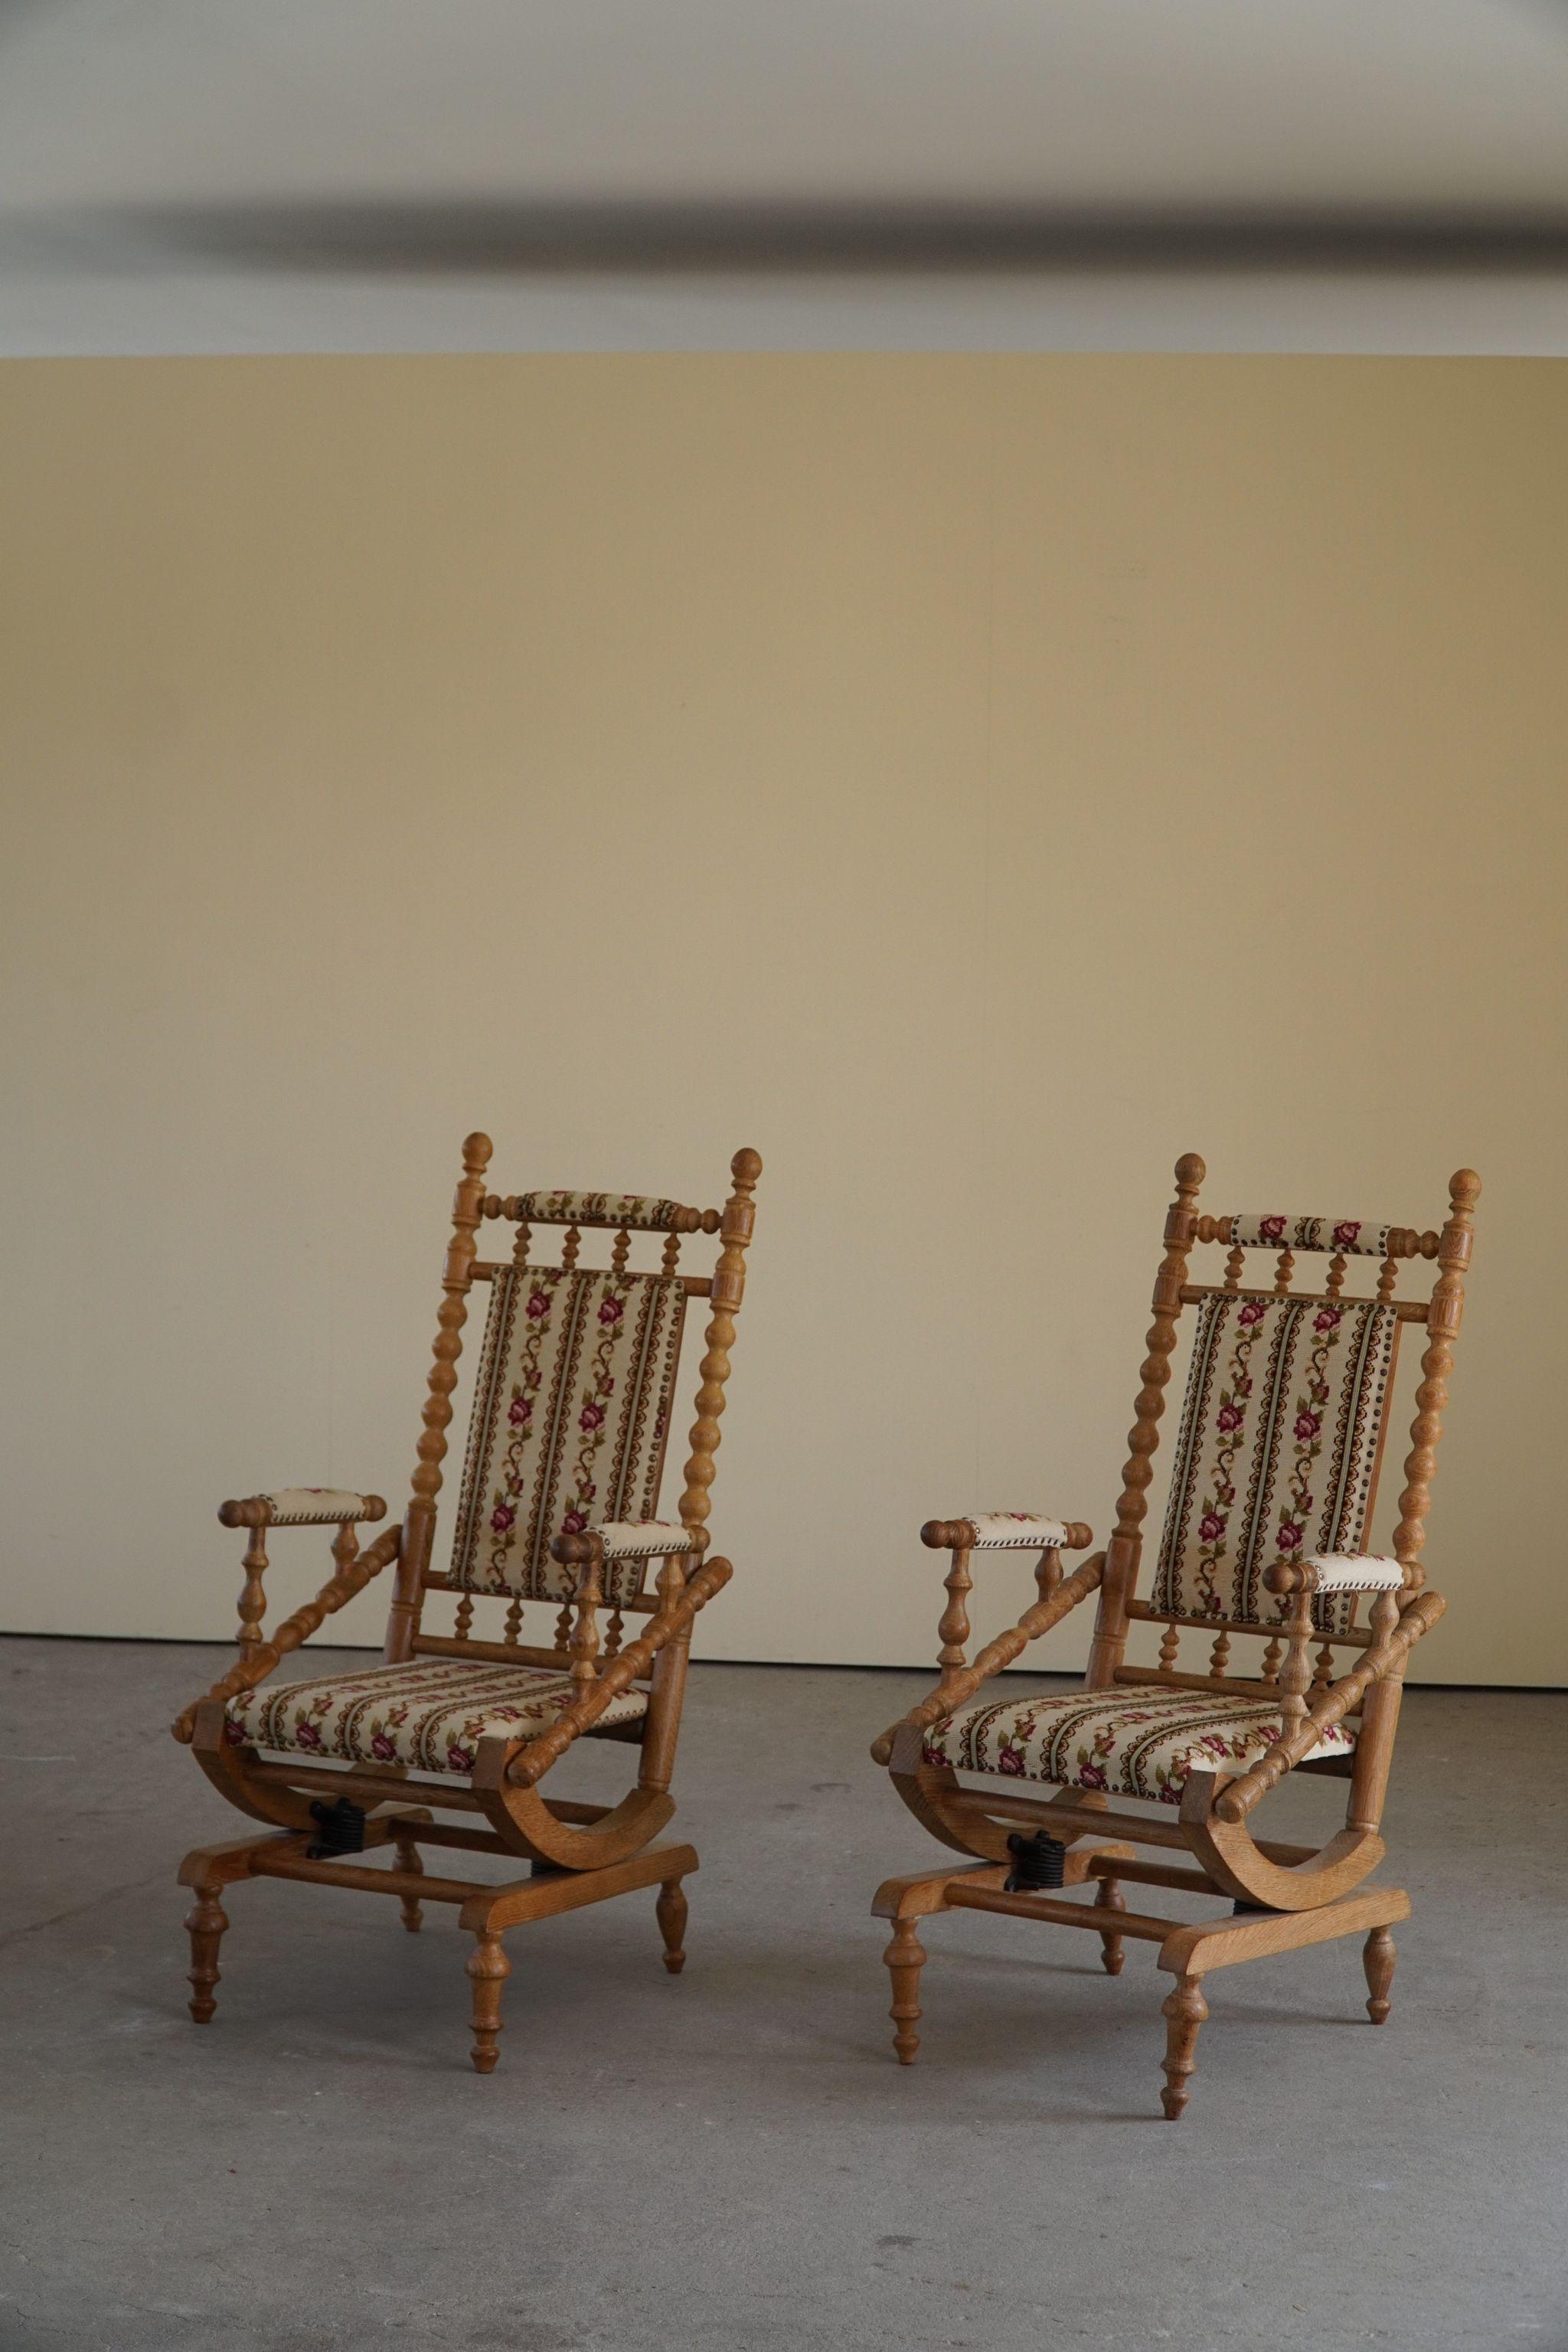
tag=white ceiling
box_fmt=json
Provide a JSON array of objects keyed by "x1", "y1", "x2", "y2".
[{"x1": 5, "y1": 0, "x2": 1568, "y2": 355}]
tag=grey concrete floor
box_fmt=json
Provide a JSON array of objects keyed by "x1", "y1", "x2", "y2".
[{"x1": 1, "y1": 1638, "x2": 1563, "y2": 2352}]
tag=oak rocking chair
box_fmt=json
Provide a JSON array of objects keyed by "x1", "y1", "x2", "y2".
[
  {"x1": 174, "y1": 1135, "x2": 761, "y2": 2071},
  {"x1": 872, "y1": 1155, "x2": 1478, "y2": 2118}
]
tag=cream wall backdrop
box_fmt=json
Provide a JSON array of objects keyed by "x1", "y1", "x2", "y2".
[{"x1": 2, "y1": 353, "x2": 1564, "y2": 1685}]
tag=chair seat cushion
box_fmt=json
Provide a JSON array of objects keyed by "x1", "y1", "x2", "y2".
[
  {"x1": 224, "y1": 1658, "x2": 648, "y2": 1777},
  {"x1": 923, "y1": 1684, "x2": 1354, "y2": 1808}
]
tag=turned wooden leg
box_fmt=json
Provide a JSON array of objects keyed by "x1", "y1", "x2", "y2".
[
  {"x1": 466, "y1": 1932, "x2": 511, "y2": 2075},
  {"x1": 883, "y1": 1916, "x2": 927, "y2": 2066},
  {"x1": 1094, "y1": 1875, "x2": 1126, "y2": 1976},
  {"x1": 1160, "y1": 1973, "x2": 1208, "y2": 2120},
  {"x1": 185, "y1": 1883, "x2": 230, "y2": 2025},
  {"x1": 1364, "y1": 1925, "x2": 1396, "y2": 2024},
  {"x1": 656, "y1": 1877, "x2": 688, "y2": 1975},
  {"x1": 394, "y1": 1830, "x2": 425, "y2": 1933}
]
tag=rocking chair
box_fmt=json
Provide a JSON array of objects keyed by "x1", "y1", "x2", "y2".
[
  {"x1": 871, "y1": 1155, "x2": 1478, "y2": 2118},
  {"x1": 174, "y1": 1135, "x2": 761, "y2": 2072}
]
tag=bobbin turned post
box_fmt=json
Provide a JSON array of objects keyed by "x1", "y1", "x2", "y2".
[
  {"x1": 185, "y1": 1881, "x2": 230, "y2": 2024},
  {"x1": 884, "y1": 1916, "x2": 927, "y2": 2064}
]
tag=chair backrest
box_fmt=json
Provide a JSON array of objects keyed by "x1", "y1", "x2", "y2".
[
  {"x1": 449, "y1": 1260, "x2": 688, "y2": 1606},
  {"x1": 381, "y1": 1140, "x2": 760, "y2": 1665},
  {"x1": 1086, "y1": 1157, "x2": 1478, "y2": 1689}
]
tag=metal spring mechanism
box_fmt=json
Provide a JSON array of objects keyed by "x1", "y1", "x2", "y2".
[
  {"x1": 1004, "y1": 1831, "x2": 1068, "y2": 1892},
  {"x1": 307, "y1": 1797, "x2": 368, "y2": 1859}
]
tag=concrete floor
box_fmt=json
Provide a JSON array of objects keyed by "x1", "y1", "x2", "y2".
[{"x1": 0, "y1": 1638, "x2": 1563, "y2": 2351}]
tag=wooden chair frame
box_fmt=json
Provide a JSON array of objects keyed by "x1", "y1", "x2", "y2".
[
  {"x1": 174, "y1": 1135, "x2": 761, "y2": 2071},
  {"x1": 871, "y1": 1154, "x2": 1478, "y2": 2118}
]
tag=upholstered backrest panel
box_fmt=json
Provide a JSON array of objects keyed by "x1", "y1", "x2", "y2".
[
  {"x1": 1152, "y1": 1295, "x2": 1400, "y2": 1635},
  {"x1": 449, "y1": 1266, "x2": 688, "y2": 1602}
]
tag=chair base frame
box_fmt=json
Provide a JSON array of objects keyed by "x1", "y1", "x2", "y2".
[
  {"x1": 178, "y1": 1802, "x2": 697, "y2": 2074},
  {"x1": 874, "y1": 1740, "x2": 1410, "y2": 2119}
]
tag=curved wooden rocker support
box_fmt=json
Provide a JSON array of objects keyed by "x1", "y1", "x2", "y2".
[
  {"x1": 870, "y1": 1155, "x2": 1481, "y2": 2118},
  {"x1": 173, "y1": 1136, "x2": 762, "y2": 2069}
]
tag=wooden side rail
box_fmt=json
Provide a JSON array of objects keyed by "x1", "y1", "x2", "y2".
[
  {"x1": 505, "y1": 1556, "x2": 733, "y2": 1785},
  {"x1": 1212, "y1": 1589, "x2": 1446, "y2": 1824},
  {"x1": 869, "y1": 1553, "x2": 1105, "y2": 1766},
  {"x1": 171, "y1": 1522, "x2": 403, "y2": 1744}
]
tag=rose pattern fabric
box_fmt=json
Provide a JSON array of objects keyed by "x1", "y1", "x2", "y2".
[
  {"x1": 449, "y1": 1266, "x2": 687, "y2": 1605},
  {"x1": 1228, "y1": 1214, "x2": 1394, "y2": 1259},
  {"x1": 1153, "y1": 1295, "x2": 1399, "y2": 1635},
  {"x1": 924, "y1": 1684, "x2": 1354, "y2": 1806},
  {"x1": 511, "y1": 1191, "x2": 681, "y2": 1231},
  {"x1": 225, "y1": 1657, "x2": 647, "y2": 1775}
]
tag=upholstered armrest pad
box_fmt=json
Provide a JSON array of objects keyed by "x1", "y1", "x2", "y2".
[
  {"x1": 218, "y1": 1489, "x2": 387, "y2": 1530},
  {"x1": 923, "y1": 1513, "x2": 1087, "y2": 1551},
  {"x1": 1302, "y1": 1553, "x2": 1406, "y2": 1593},
  {"x1": 586, "y1": 1520, "x2": 698, "y2": 1560}
]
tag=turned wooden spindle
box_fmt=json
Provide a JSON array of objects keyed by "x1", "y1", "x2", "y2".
[
  {"x1": 1388, "y1": 1170, "x2": 1479, "y2": 1596},
  {"x1": 604, "y1": 1603, "x2": 625, "y2": 1660},
  {"x1": 1035, "y1": 1547, "x2": 1063, "y2": 1611},
  {"x1": 185, "y1": 1882, "x2": 229, "y2": 2024},
  {"x1": 1364, "y1": 1925, "x2": 1396, "y2": 2024},
  {"x1": 1259, "y1": 1630, "x2": 1283, "y2": 1684},
  {"x1": 1312, "y1": 1638, "x2": 1336, "y2": 1690},
  {"x1": 1223, "y1": 1243, "x2": 1246, "y2": 1295},
  {"x1": 1093, "y1": 1876, "x2": 1126, "y2": 1976},
  {"x1": 656, "y1": 1879, "x2": 688, "y2": 1974},
  {"x1": 1276, "y1": 1586, "x2": 1315, "y2": 1736},
  {"x1": 501, "y1": 1593, "x2": 524, "y2": 1648},
  {"x1": 569, "y1": 1544, "x2": 605, "y2": 1697},
  {"x1": 1158, "y1": 1620, "x2": 1181, "y2": 1673},
  {"x1": 672, "y1": 1148, "x2": 762, "y2": 1546},
  {"x1": 936, "y1": 1549, "x2": 974, "y2": 1677},
  {"x1": 511, "y1": 1218, "x2": 532, "y2": 1269},
  {"x1": 1376, "y1": 1252, "x2": 1399, "y2": 1304},
  {"x1": 660, "y1": 1228, "x2": 682, "y2": 1276},
  {"x1": 1272, "y1": 1248, "x2": 1295, "y2": 1298},
  {"x1": 1160, "y1": 1975, "x2": 1208, "y2": 2119},
  {"x1": 560, "y1": 1223, "x2": 581, "y2": 1271},
  {"x1": 235, "y1": 1522, "x2": 270, "y2": 1660},
  {"x1": 394, "y1": 1829, "x2": 425, "y2": 1932},
  {"x1": 1325, "y1": 1251, "x2": 1348, "y2": 1299},
  {"x1": 386, "y1": 1132, "x2": 492, "y2": 1666},
  {"x1": 1207, "y1": 1626, "x2": 1231, "y2": 1679},
  {"x1": 466, "y1": 1933, "x2": 510, "y2": 2074},
  {"x1": 611, "y1": 1227, "x2": 631, "y2": 1273},
  {"x1": 884, "y1": 1916, "x2": 927, "y2": 2064},
  {"x1": 1086, "y1": 1152, "x2": 1205, "y2": 1690}
]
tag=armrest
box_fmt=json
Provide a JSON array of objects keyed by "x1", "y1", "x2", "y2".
[
  {"x1": 1266, "y1": 1553, "x2": 1406, "y2": 1598},
  {"x1": 552, "y1": 1520, "x2": 701, "y2": 1569},
  {"x1": 219, "y1": 1489, "x2": 387, "y2": 1529},
  {"x1": 922, "y1": 1514, "x2": 1093, "y2": 1552},
  {"x1": 1211, "y1": 1588, "x2": 1446, "y2": 1821}
]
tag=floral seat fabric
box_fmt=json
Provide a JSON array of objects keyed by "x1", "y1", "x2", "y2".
[
  {"x1": 224, "y1": 1658, "x2": 648, "y2": 1778},
  {"x1": 923, "y1": 1684, "x2": 1354, "y2": 1808}
]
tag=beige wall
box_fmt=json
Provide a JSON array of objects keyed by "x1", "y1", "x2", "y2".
[{"x1": 2, "y1": 353, "x2": 1563, "y2": 1685}]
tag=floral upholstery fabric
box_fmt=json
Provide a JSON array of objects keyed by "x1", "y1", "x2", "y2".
[
  {"x1": 1306, "y1": 1553, "x2": 1404, "y2": 1593},
  {"x1": 225, "y1": 1658, "x2": 647, "y2": 1776},
  {"x1": 449, "y1": 1266, "x2": 688, "y2": 1605},
  {"x1": 260, "y1": 1490, "x2": 376, "y2": 1525},
  {"x1": 590, "y1": 1520, "x2": 696, "y2": 1559},
  {"x1": 1152, "y1": 1295, "x2": 1400, "y2": 1635},
  {"x1": 960, "y1": 1514, "x2": 1073, "y2": 1550},
  {"x1": 512, "y1": 1191, "x2": 681, "y2": 1230},
  {"x1": 924, "y1": 1684, "x2": 1354, "y2": 1807},
  {"x1": 1227, "y1": 1214, "x2": 1393, "y2": 1259}
]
